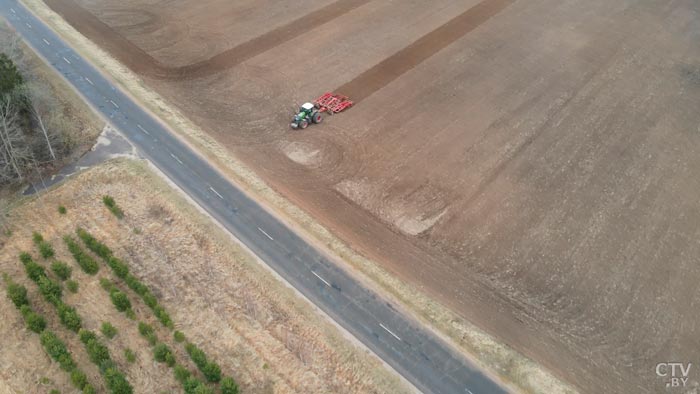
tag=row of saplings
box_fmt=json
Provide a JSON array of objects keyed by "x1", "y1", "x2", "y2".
[{"x1": 3, "y1": 215, "x2": 240, "y2": 394}]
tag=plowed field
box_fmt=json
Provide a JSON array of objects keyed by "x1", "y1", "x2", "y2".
[{"x1": 43, "y1": 0, "x2": 700, "y2": 392}]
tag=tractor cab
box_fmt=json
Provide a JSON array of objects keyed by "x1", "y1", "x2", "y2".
[{"x1": 300, "y1": 102, "x2": 315, "y2": 113}]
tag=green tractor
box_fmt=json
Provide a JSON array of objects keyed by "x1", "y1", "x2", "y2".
[{"x1": 290, "y1": 102, "x2": 323, "y2": 130}]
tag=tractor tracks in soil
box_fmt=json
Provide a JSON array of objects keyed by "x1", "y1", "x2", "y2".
[
  {"x1": 46, "y1": 0, "x2": 514, "y2": 104},
  {"x1": 335, "y1": 0, "x2": 516, "y2": 103},
  {"x1": 45, "y1": 0, "x2": 374, "y2": 80}
]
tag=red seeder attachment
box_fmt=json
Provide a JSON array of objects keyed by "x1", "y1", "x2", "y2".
[{"x1": 314, "y1": 92, "x2": 353, "y2": 114}]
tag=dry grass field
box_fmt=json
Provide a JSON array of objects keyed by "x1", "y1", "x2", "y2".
[
  {"x1": 0, "y1": 159, "x2": 409, "y2": 394},
  {"x1": 27, "y1": 0, "x2": 700, "y2": 392}
]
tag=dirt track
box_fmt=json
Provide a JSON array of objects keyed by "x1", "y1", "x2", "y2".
[{"x1": 43, "y1": 0, "x2": 700, "y2": 393}]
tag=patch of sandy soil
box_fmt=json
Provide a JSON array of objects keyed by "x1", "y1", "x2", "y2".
[{"x1": 0, "y1": 158, "x2": 410, "y2": 394}]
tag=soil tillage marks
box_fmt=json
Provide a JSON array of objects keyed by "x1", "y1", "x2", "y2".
[
  {"x1": 336, "y1": 0, "x2": 515, "y2": 103},
  {"x1": 46, "y1": 0, "x2": 374, "y2": 79}
]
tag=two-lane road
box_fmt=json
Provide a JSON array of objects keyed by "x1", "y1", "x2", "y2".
[{"x1": 1, "y1": 2, "x2": 508, "y2": 393}]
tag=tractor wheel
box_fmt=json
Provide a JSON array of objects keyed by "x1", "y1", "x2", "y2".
[
  {"x1": 300, "y1": 120, "x2": 309, "y2": 129},
  {"x1": 290, "y1": 122, "x2": 299, "y2": 129},
  {"x1": 312, "y1": 112, "x2": 323, "y2": 124}
]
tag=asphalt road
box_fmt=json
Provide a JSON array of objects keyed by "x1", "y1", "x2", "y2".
[{"x1": 1, "y1": 2, "x2": 509, "y2": 393}]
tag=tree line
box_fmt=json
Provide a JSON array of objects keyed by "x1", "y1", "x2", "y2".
[{"x1": 0, "y1": 35, "x2": 70, "y2": 185}]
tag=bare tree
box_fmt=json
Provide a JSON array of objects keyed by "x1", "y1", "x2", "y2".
[
  {"x1": 19, "y1": 83, "x2": 58, "y2": 160},
  {"x1": 0, "y1": 95, "x2": 28, "y2": 182}
]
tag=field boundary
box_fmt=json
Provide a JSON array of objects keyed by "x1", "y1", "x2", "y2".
[
  {"x1": 44, "y1": 0, "x2": 373, "y2": 79},
  {"x1": 17, "y1": 1, "x2": 577, "y2": 393}
]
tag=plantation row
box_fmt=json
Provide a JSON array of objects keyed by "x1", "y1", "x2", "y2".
[
  {"x1": 76, "y1": 227, "x2": 239, "y2": 394},
  {"x1": 4, "y1": 274, "x2": 96, "y2": 393},
  {"x1": 23, "y1": 235, "x2": 134, "y2": 394}
]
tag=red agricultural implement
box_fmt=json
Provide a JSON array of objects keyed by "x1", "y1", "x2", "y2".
[
  {"x1": 290, "y1": 93, "x2": 353, "y2": 129},
  {"x1": 314, "y1": 92, "x2": 353, "y2": 115}
]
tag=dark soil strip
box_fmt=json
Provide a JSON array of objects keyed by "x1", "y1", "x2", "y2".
[
  {"x1": 45, "y1": 0, "x2": 372, "y2": 80},
  {"x1": 336, "y1": 0, "x2": 515, "y2": 103},
  {"x1": 45, "y1": 0, "x2": 161, "y2": 75}
]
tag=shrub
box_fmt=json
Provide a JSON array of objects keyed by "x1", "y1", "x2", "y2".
[
  {"x1": 100, "y1": 277, "x2": 113, "y2": 291},
  {"x1": 153, "y1": 343, "x2": 175, "y2": 366},
  {"x1": 40, "y1": 331, "x2": 75, "y2": 371},
  {"x1": 183, "y1": 377, "x2": 206, "y2": 394},
  {"x1": 110, "y1": 289, "x2": 131, "y2": 312},
  {"x1": 19, "y1": 252, "x2": 32, "y2": 265},
  {"x1": 185, "y1": 343, "x2": 208, "y2": 369},
  {"x1": 83, "y1": 384, "x2": 96, "y2": 394},
  {"x1": 102, "y1": 195, "x2": 116, "y2": 208},
  {"x1": 103, "y1": 196, "x2": 124, "y2": 219},
  {"x1": 38, "y1": 276, "x2": 62, "y2": 304},
  {"x1": 38, "y1": 242, "x2": 55, "y2": 259},
  {"x1": 50, "y1": 389, "x2": 60, "y2": 394},
  {"x1": 103, "y1": 367, "x2": 133, "y2": 394},
  {"x1": 220, "y1": 377, "x2": 239, "y2": 394},
  {"x1": 101, "y1": 322, "x2": 117, "y2": 339},
  {"x1": 21, "y1": 306, "x2": 47, "y2": 333},
  {"x1": 84, "y1": 336, "x2": 110, "y2": 365},
  {"x1": 174, "y1": 330, "x2": 185, "y2": 343},
  {"x1": 142, "y1": 291, "x2": 158, "y2": 309},
  {"x1": 79, "y1": 329, "x2": 97, "y2": 344},
  {"x1": 70, "y1": 369, "x2": 88, "y2": 389},
  {"x1": 23, "y1": 259, "x2": 47, "y2": 283},
  {"x1": 77, "y1": 228, "x2": 112, "y2": 259},
  {"x1": 107, "y1": 257, "x2": 129, "y2": 279},
  {"x1": 50, "y1": 261, "x2": 72, "y2": 281},
  {"x1": 63, "y1": 236, "x2": 99, "y2": 275},
  {"x1": 66, "y1": 280, "x2": 79, "y2": 293},
  {"x1": 124, "y1": 274, "x2": 147, "y2": 296},
  {"x1": 173, "y1": 364, "x2": 191, "y2": 383},
  {"x1": 202, "y1": 361, "x2": 221, "y2": 383},
  {"x1": 32, "y1": 233, "x2": 55, "y2": 259},
  {"x1": 193, "y1": 385, "x2": 214, "y2": 394},
  {"x1": 154, "y1": 305, "x2": 173, "y2": 329},
  {"x1": 7, "y1": 282, "x2": 29, "y2": 308},
  {"x1": 19, "y1": 304, "x2": 31, "y2": 316},
  {"x1": 125, "y1": 308, "x2": 136, "y2": 320},
  {"x1": 58, "y1": 205, "x2": 67, "y2": 214},
  {"x1": 124, "y1": 348, "x2": 136, "y2": 363},
  {"x1": 56, "y1": 302, "x2": 81, "y2": 332},
  {"x1": 138, "y1": 322, "x2": 157, "y2": 346}
]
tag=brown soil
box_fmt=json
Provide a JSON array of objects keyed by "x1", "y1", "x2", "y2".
[
  {"x1": 0, "y1": 159, "x2": 409, "y2": 394},
  {"x1": 37, "y1": 0, "x2": 700, "y2": 393}
]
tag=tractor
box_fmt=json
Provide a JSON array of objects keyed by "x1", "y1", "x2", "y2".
[
  {"x1": 290, "y1": 93, "x2": 353, "y2": 130},
  {"x1": 290, "y1": 102, "x2": 322, "y2": 130}
]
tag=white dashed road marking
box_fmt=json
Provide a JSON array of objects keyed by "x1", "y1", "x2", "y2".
[
  {"x1": 258, "y1": 227, "x2": 274, "y2": 241},
  {"x1": 311, "y1": 271, "x2": 331, "y2": 287},
  {"x1": 84, "y1": 77, "x2": 94, "y2": 86},
  {"x1": 10, "y1": 8, "x2": 15, "y2": 13},
  {"x1": 42, "y1": 38, "x2": 50, "y2": 45},
  {"x1": 109, "y1": 100, "x2": 119, "y2": 109},
  {"x1": 170, "y1": 153, "x2": 183, "y2": 165},
  {"x1": 380, "y1": 323, "x2": 402, "y2": 341},
  {"x1": 209, "y1": 186, "x2": 223, "y2": 199},
  {"x1": 62, "y1": 57, "x2": 71, "y2": 64},
  {"x1": 25, "y1": 23, "x2": 31, "y2": 28},
  {"x1": 136, "y1": 124, "x2": 150, "y2": 135}
]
